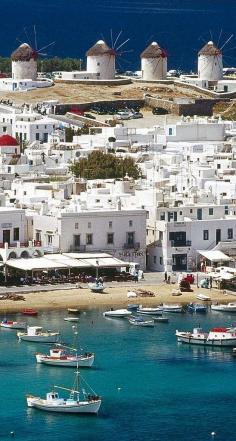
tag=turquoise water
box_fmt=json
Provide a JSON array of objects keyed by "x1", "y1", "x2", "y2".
[{"x1": 1, "y1": 309, "x2": 236, "y2": 441}]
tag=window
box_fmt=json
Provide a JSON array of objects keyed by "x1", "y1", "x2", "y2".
[
  {"x1": 228, "y1": 228, "x2": 233, "y2": 240},
  {"x1": 107, "y1": 233, "x2": 114, "y2": 244},
  {"x1": 36, "y1": 133, "x2": 40, "y2": 141},
  {"x1": 153, "y1": 256, "x2": 157, "y2": 264},
  {"x1": 109, "y1": 221, "x2": 112, "y2": 228},
  {"x1": 168, "y1": 128, "x2": 173, "y2": 136},
  {"x1": 75, "y1": 223, "x2": 78, "y2": 230},
  {"x1": 88, "y1": 222, "x2": 91, "y2": 229},
  {"x1": 160, "y1": 257, "x2": 163, "y2": 265},
  {"x1": 225, "y1": 206, "x2": 229, "y2": 215},
  {"x1": 74, "y1": 235, "x2": 80, "y2": 247},
  {"x1": 159, "y1": 231, "x2": 163, "y2": 240},
  {"x1": 190, "y1": 209, "x2": 193, "y2": 213},
  {"x1": 86, "y1": 233, "x2": 93, "y2": 245},
  {"x1": 127, "y1": 232, "x2": 134, "y2": 246},
  {"x1": 160, "y1": 212, "x2": 165, "y2": 220},
  {"x1": 203, "y1": 230, "x2": 209, "y2": 240},
  {"x1": 13, "y1": 227, "x2": 19, "y2": 241},
  {"x1": 209, "y1": 208, "x2": 213, "y2": 215},
  {"x1": 48, "y1": 235, "x2": 53, "y2": 245},
  {"x1": 129, "y1": 220, "x2": 133, "y2": 227}
]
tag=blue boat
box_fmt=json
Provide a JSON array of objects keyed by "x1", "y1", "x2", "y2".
[
  {"x1": 127, "y1": 304, "x2": 139, "y2": 312},
  {"x1": 187, "y1": 303, "x2": 207, "y2": 313}
]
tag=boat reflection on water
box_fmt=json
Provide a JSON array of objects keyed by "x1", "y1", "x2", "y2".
[{"x1": 178, "y1": 343, "x2": 233, "y2": 361}]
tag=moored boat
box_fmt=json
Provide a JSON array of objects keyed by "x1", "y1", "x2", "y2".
[
  {"x1": 127, "y1": 304, "x2": 139, "y2": 312},
  {"x1": 128, "y1": 316, "x2": 154, "y2": 327},
  {"x1": 26, "y1": 369, "x2": 101, "y2": 414},
  {"x1": 187, "y1": 303, "x2": 207, "y2": 313},
  {"x1": 36, "y1": 347, "x2": 94, "y2": 367},
  {"x1": 176, "y1": 326, "x2": 236, "y2": 346},
  {"x1": 64, "y1": 317, "x2": 80, "y2": 322},
  {"x1": 137, "y1": 305, "x2": 162, "y2": 315},
  {"x1": 22, "y1": 308, "x2": 38, "y2": 316},
  {"x1": 67, "y1": 308, "x2": 80, "y2": 314},
  {"x1": 88, "y1": 282, "x2": 104, "y2": 293},
  {"x1": 162, "y1": 304, "x2": 183, "y2": 313},
  {"x1": 211, "y1": 303, "x2": 236, "y2": 312},
  {"x1": 103, "y1": 309, "x2": 131, "y2": 318},
  {"x1": 18, "y1": 326, "x2": 59, "y2": 343},
  {"x1": 0, "y1": 319, "x2": 26, "y2": 329},
  {"x1": 196, "y1": 294, "x2": 211, "y2": 301}
]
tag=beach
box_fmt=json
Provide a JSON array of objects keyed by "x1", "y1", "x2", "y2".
[{"x1": 1, "y1": 282, "x2": 235, "y2": 312}]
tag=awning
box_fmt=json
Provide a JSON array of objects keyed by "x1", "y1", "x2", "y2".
[
  {"x1": 6, "y1": 257, "x2": 69, "y2": 271},
  {"x1": 63, "y1": 253, "x2": 130, "y2": 268},
  {"x1": 197, "y1": 250, "x2": 232, "y2": 262},
  {"x1": 44, "y1": 254, "x2": 91, "y2": 268}
]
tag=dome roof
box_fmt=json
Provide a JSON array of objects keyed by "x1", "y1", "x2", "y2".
[
  {"x1": 198, "y1": 41, "x2": 221, "y2": 56},
  {"x1": 86, "y1": 40, "x2": 115, "y2": 57},
  {"x1": 0, "y1": 135, "x2": 18, "y2": 146},
  {"x1": 11, "y1": 43, "x2": 38, "y2": 62},
  {"x1": 141, "y1": 42, "x2": 167, "y2": 59}
]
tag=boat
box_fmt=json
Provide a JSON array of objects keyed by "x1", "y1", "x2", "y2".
[
  {"x1": 196, "y1": 294, "x2": 211, "y2": 301},
  {"x1": 36, "y1": 346, "x2": 94, "y2": 368},
  {"x1": 187, "y1": 303, "x2": 207, "y2": 313},
  {"x1": 162, "y1": 304, "x2": 183, "y2": 313},
  {"x1": 127, "y1": 304, "x2": 139, "y2": 312},
  {"x1": 232, "y1": 347, "x2": 236, "y2": 357},
  {"x1": 64, "y1": 317, "x2": 80, "y2": 322},
  {"x1": 176, "y1": 326, "x2": 236, "y2": 346},
  {"x1": 22, "y1": 308, "x2": 38, "y2": 316},
  {"x1": 103, "y1": 309, "x2": 131, "y2": 318},
  {"x1": 67, "y1": 308, "x2": 80, "y2": 314},
  {"x1": 211, "y1": 303, "x2": 236, "y2": 312},
  {"x1": 26, "y1": 369, "x2": 101, "y2": 414},
  {"x1": 17, "y1": 326, "x2": 60, "y2": 343},
  {"x1": 128, "y1": 316, "x2": 154, "y2": 327},
  {"x1": 137, "y1": 305, "x2": 163, "y2": 315},
  {"x1": 154, "y1": 317, "x2": 169, "y2": 323},
  {"x1": 88, "y1": 282, "x2": 104, "y2": 293},
  {"x1": 0, "y1": 319, "x2": 26, "y2": 330}
]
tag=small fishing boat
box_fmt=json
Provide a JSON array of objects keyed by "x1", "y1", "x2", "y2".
[
  {"x1": 211, "y1": 303, "x2": 236, "y2": 312},
  {"x1": 88, "y1": 282, "x2": 104, "y2": 293},
  {"x1": 128, "y1": 316, "x2": 154, "y2": 327},
  {"x1": 36, "y1": 346, "x2": 94, "y2": 368},
  {"x1": 0, "y1": 319, "x2": 26, "y2": 330},
  {"x1": 162, "y1": 304, "x2": 183, "y2": 313},
  {"x1": 67, "y1": 309, "x2": 80, "y2": 314},
  {"x1": 18, "y1": 326, "x2": 59, "y2": 343},
  {"x1": 127, "y1": 304, "x2": 139, "y2": 312},
  {"x1": 176, "y1": 326, "x2": 236, "y2": 346},
  {"x1": 22, "y1": 308, "x2": 38, "y2": 316},
  {"x1": 187, "y1": 303, "x2": 207, "y2": 313},
  {"x1": 103, "y1": 309, "x2": 131, "y2": 318},
  {"x1": 26, "y1": 369, "x2": 101, "y2": 414},
  {"x1": 64, "y1": 317, "x2": 80, "y2": 322},
  {"x1": 137, "y1": 305, "x2": 163, "y2": 315},
  {"x1": 196, "y1": 294, "x2": 211, "y2": 301}
]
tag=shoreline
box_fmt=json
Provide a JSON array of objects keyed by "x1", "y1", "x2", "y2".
[{"x1": 0, "y1": 283, "x2": 236, "y2": 313}]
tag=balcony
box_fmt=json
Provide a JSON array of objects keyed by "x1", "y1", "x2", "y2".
[
  {"x1": 123, "y1": 242, "x2": 140, "y2": 250},
  {"x1": 0, "y1": 240, "x2": 42, "y2": 249},
  {"x1": 171, "y1": 240, "x2": 191, "y2": 247}
]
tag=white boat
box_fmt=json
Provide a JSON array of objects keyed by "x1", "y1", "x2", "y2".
[
  {"x1": 128, "y1": 316, "x2": 154, "y2": 327},
  {"x1": 36, "y1": 347, "x2": 94, "y2": 367},
  {"x1": 162, "y1": 304, "x2": 183, "y2": 313},
  {"x1": 103, "y1": 309, "x2": 131, "y2": 318},
  {"x1": 176, "y1": 326, "x2": 236, "y2": 346},
  {"x1": 26, "y1": 369, "x2": 101, "y2": 414},
  {"x1": 211, "y1": 303, "x2": 236, "y2": 312},
  {"x1": 196, "y1": 293, "x2": 211, "y2": 301},
  {"x1": 17, "y1": 326, "x2": 60, "y2": 343},
  {"x1": 137, "y1": 305, "x2": 163, "y2": 315},
  {"x1": 64, "y1": 317, "x2": 80, "y2": 322},
  {"x1": 67, "y1": 308, "x2": 80, "y2": 314},
  {"x1": 88, "y1": 282, "x2": 104, "y2": 293},
  {"x1": 0, "y1": 320, "x2": 26, "y2": 330}
]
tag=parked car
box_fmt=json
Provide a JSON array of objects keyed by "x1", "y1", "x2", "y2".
[
  {"x1": 84, "y1": 113, "x2": 96, "y2": 120},
  {"x1": 131, "y1": 112, "x2": 143, "y2": 119},
  {"x1": 116, "y1": 112, "x2": 132, "y2": 120},
  {"x1": 152, "y1": 107, "x2": 169, "y2": 115}
]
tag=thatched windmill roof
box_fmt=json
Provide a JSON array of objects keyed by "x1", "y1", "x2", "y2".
[
  {"x1": 86, "y1": 40, "x2": 115, "y2": 56},
  {"x1": 141, "y1": 42, "x2": 167, "y2": 59},
  {"x1": 198, "y1": 41, "x2": 221, "y2": 56},
  {"x1": 11, "y1": 43, "x2": 38, "y2": 62}
]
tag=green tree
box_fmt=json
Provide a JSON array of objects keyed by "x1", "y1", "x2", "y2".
[{"x1": 70, "y1": 151, "x2": 141, "y2": 180}]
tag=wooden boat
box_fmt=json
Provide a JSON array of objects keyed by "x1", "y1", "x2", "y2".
[
  {"x1": 0, "y1": 320, "x2": 26, "y2": 330},
  {"x1": 88, "y1": 282, "x2": 104, "y2": 293},
  {"x1": 196, "y1": 294, "x2": 211, "y2": 301},
  {"x1": 64, "y1": 317, "x2": 80, "y2": 322},
  {"x1": 18, "y1": 326, "x2": 59, "y2": 343},
  {"x1": 176, "y1": 327, "x2": 236, "y2": 346},
  {"x1": 211, "y1": 303, "x2": 236, "y2": 312},
  {"x1": 128, "y1": 316, "x2": 154, "y2": 327},
  {"x1": 22, "y1": 308, "x2": 38, "y2": 316},
  {"x1": 137, "y1": 306, "x2": 162, "y2": 315},
  {"x1": 26, "y1": 369, "x2": 101, "y2": 414},
  {"x1": 162, "y1": 304, "x2": 183, "y2": 313},
  {"x1": 67, "y1": 309, "x2": 80, "y2": 314},
  {"x1": 127, "y1": 304, "x2": 139, "y2": 312},
  {"x1": 187, "y1": 303, "x2": 207, "y2": 313},
  {"x1": 103, "y1": 309, "x2": 131, "y2": 318},
  {"x1": 36, "y1": 347, "x2": 94, "y2": 367}
]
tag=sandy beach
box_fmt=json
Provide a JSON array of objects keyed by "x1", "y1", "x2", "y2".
[{"x1": 0, "y1": 282, "x2": 235, "y2": 313}]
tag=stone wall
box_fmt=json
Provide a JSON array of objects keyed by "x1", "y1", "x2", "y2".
[{"x1": 55, "y1": 99, "x2": 145, "y2": 115}]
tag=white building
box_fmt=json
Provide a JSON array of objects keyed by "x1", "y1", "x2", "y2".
[
  {"x1": 198, "y1": 41, "x2": 223, "y2": 82},
  {"x1": 141, "y1": 42, "x2": 167, "y2": 81},
  {"x1": 86, "y1": 40, "x2": 116, "y2": 80}
]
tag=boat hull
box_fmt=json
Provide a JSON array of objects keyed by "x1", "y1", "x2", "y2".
[
  {"x1": 18, "y1": 334, "x2": 59, "y2": 343},
  {"x1": 27, "y1": 398, "x2": 101, "y2": 414},
  {"x1": 1, "y1": 322, "x2": 26, "y2": 329},
  {"x1": 36, "y1": 354, "x2": 94, "y2": 367},
  {"x1": 177, "y1": 335, "x2": 236, "y2": 346},
  {"x1": 211, "y1": 306, "x2": 236, "y2": 312},
  {"x1": 137, "y1": 309, "x2": 162, "y2": 316}
]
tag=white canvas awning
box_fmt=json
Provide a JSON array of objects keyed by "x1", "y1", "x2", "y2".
[
  {"x1": 6, "y1": 257, "x2": 69, "y2": 271},
  {"x1": 44, "y1": 254, "x2": 91, "y2": 268},
  {"x1": 63, "y1": 253, "x2": 129, "y2": 268},
  {"x1": 197, "y1": 250, "x2": 232, "y2": 262}
]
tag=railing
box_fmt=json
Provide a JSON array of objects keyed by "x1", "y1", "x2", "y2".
[
  {"x1": 123, "y1": 242, "x2": 140, "y2": 249},
  {"x1": 171, "y1": 240, "x2": 192, "y2": 247},
  {"x1": 0, "y1": 241, "x2": 42, "y2": 248}
]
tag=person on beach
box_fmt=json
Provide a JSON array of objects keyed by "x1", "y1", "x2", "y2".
[{"x1": 164, "y1": 271, "x2": 167, "y2": 283}]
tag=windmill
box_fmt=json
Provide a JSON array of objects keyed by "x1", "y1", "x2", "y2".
[
  {"x1": 12, "y1": 26, "x2": 55, "y2": 80},
  {"x1": 140, "y1": 41, "x2": 168, "y2": 81},
  {"x1": 86, "y1": 30, "x2": 131, "y2": 80}
]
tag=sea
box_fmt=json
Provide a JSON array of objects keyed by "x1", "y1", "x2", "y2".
[
  {"x1": 1, "y1": 308, "x2": 236, "y2": 441},
  {"x1": 0, "y1": 0, "x2": 235, "y2": 72}
]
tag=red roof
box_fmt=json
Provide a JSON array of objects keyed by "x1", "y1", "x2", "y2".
[{"x1": 0, "y1": 135, "x2": 18, "y2": 147}]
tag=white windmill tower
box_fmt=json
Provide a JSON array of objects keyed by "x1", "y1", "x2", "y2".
[
  {"x1": 141, "y1": 42, "x2": 167, "y2": 81},
  {"x1": 86, "y1": 40, "x2": 116, "y2": 80},
  {"x1": 11, "y1": 43, "x2": 38, "y2": 81},
  {"x1": 198, "y1": 41, "x2": 223, "y2": 81}
]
